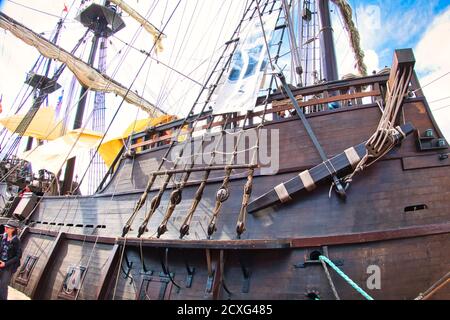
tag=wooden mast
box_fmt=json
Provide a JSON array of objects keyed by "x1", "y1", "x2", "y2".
[
  {"x1": 317, "y1": 0, "x2": 339, "y2": 82},
  {"x1": 61, "y1": 1, "x2": 125, "y2": 194},
  {"x1": 24, "y1": 19, "x2": 64, "y2": 152}
]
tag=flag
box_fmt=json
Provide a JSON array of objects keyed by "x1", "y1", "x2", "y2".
[
  {"x1": 0, "y1": 94, "x2": 3, "y2": 114},
  {"x1": 63, "y1": 4, "x2": 68, "y2": 13},
  {"x1": 55, "y1": 90, "x2": 64, "y2": 119},
  {"x1": 213, "y1": 15, "x2": 278, "y2": 115}
]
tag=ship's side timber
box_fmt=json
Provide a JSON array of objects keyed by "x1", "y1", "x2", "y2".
[
  {"x1": 24, "y1": 97, "x2": 450, "y2": 240},
  {"x1": 10, "y1": 72, "x2": 450, "y2": 299},
  {"x1": 11, "y1": 227, "x2": 450, "y2": 300}
]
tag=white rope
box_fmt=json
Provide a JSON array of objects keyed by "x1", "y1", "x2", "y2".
[
  {"x1": 341, "y1": 65, "x2": 414, "y2": 187},
  {"x1": 214, "y1": 145, "x2": 259, "y2": 155}
]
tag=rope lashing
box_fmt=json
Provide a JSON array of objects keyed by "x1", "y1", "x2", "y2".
[
  {"x1": 340, "y1": 64, "x2": 414, "y2": 189},
  {"x1": 319, "y1": 255, "x2": 374, "y2": 300}
]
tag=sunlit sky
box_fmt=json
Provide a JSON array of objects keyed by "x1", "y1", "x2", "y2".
[{"x1": 0, "y1": 0, "x2": 449, "y2": 193}]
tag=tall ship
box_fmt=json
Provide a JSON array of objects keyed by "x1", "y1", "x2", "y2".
[{"x1": 0, "y1": 0, "x2": 448, "y2": 300}]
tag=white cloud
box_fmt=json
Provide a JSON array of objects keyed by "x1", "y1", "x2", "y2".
[
  {"x1": 334, "y1": 1, "x2": 450, "y2": 140},
  {"x1": 414, "y1": 6, "x2": 450, "y2": 140}
]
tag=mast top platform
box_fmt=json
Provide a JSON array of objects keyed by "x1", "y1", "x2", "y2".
[
  {"x1": 76, "y1": 3, "x2": 125, "y2": 37},
  {"x1": 25, "y1": 73, "x2": 61, "y2": 94}
]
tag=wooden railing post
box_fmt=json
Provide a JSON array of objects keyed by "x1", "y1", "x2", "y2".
[
  {"x1": 30, "y1": 232, "x2": 66, "y2": 299},
  {"x1": 96, "y1": 244, "x2": 120, "y2": 300}
]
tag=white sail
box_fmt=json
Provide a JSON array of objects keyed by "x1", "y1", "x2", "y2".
[
  {"x1": 109, "y1": 0, "x2": 165, "y2": 53},
  {"x1": 0, "y1": 13, "x2": 165, "y2": 116},
  {"x1": 213, "y1": 14, "x2": 278, "y2": 115}
]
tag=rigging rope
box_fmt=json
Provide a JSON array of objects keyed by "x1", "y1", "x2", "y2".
[
  {"x1": 320, "y1": 257, "x2": 341, "y2": 300},
  {"x1": 121, "y1": 0, "x2": 258, "y2": 239},
  {"x1": 330, "y1": 0, "x2": 367, "y2": 76},
  {"x1": 319, "y1": 255, "x2": 374, "y2": 300},
  {"x1": 412, "y1": 71, "x2": 450, "y2": 94},
  {"x1": 341, "y1": 63, "x2": 414, "y2": 187},
  {"x1": 205, "y1": 0, "x2": 284, "y2": 239},
  {"x1": 415, "y1": 270, "x2": 450, "y2": 300},
  {"x1": 72, "y1": 0, "x2": 181, "y2": 194},
  {"x1": 6, "y1": 0, "x2": 72, "y2": 20}
]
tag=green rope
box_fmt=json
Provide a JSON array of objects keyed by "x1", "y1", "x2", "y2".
[{"x1": 319, "y1": 255, "x2": 374, "y2": 300}]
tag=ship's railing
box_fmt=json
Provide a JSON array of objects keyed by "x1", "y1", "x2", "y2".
[{"x1": 129, "y1": 74, "x2": 389, "y2": 153}]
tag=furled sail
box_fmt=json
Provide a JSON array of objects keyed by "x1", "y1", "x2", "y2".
[
  {"x1": 330, "y1": 0, "x2": 367, "y2": 76},
  {"x1": 0, "y1": 12, "x2": 165, "y2": 116},
  {"x1": 109, "y1": 0, "x2": 165, "y2": 53}
]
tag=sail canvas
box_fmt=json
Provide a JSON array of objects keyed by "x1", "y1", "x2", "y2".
[{"x1": 213, "y1": 14, "x2": 277, "y2": 115}]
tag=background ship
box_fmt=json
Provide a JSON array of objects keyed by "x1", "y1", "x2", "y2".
[{"x1": 0, "y1": 0, "x2": 449, "y2": 300}]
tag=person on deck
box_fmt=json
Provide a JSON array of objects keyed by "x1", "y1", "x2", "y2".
[
  {"x1": 19, "y1": 185, "x2": 31, "y2": 198},
  {"x1": 0, "y1": 220, "x2": 22, "y2": 300}
]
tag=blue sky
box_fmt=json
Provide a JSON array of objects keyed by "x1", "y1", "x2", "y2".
[
  {"x1": 349, "y1": 0, "x2": 450, "y2": 75},
  {"x1": 329, "y1": 0, "x2": 450, "y2": 138}
]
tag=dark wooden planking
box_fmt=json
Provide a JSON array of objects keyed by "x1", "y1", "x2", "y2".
[
  {"x1": 98, "y1": 233, "x2": 450, "y2": 300},
  {"x1": 11, "y1": 232, "x2": 55, "y2": 297},
  {"x1": 248, "y1": 123, "x2": 415, "y2": 213},
  {"x1": 100, "y1": 98, "x2": 435, "y2": 196},
  {"x1": 28, "y1": 158, "x2": 450, "y2": 242},
  {"x1": 27, "y1": 228, "x2": 116, "y2": 244},
  {"x1": 30, "y1": 232, "x2": 65, "y2": 299},
  {"x1": 403, "y1": 154, "x2": 450, "y2": 170},
  {"x1": 96, "y1": 244, "x2": 120, "y2": 299},
  {"x1": 36, "y1": 239, "x2": 113, "y2": 300},
  {"x1": 115, "y1": 222, "x2": 450, "y2": 249},
  {"x1": 100, "y1": 104, "x2": 384, "y2": 194}
]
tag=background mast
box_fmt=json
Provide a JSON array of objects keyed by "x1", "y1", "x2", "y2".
[
  {"x1": 317, "y1": 0, "x2": 338, "y2": 82},
  {"x1": 61, "y1": 0, "x2": 125, "y2": 194}
]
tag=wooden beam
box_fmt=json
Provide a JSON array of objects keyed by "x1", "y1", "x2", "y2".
[
  {"x1": 18, "y1": 226, "x2": 30, "y2": 241},
  {"x1": 116, "y1": 238, "x2": 292, "y2": 250},
  {"x1": 212, "y1": 250, "x2": 224, "y2": 300},
  {"x1": 130, "y1": 130, "x2": 191, "y2": 149},
  {"x1": 27, "y1": 228, "x2": 116, "y2": 245},
  {"x1": 256, "y1": 74, "x2": 389, "y2": 105},
  {"x1": 388, "y1": 49, "x2": 415, "y2": 91},
  {"x1": 115, "y1": 222, "x2": 450, "y2": 250},
  {"x1": 403, "y1": 154, "x2": 450, "y2": 171},
  {"x1": 130, "y1": 90, "x2": 381, "y2": 150},
  {"x1": 96, "y1": 244, "x2": 120, "y2": 300},
  {"x1": 201, "y1": 90, "x2": 381, "y2": 130},
  {"x1": 272, "y1": 90, "x2": 380, "y2": 109},
  {"x1": 30, "y1": 232, "x2": 66, "y2": 299},
  {"x1": 247, "y1": 122, "x2": 414, "y2": 213}
]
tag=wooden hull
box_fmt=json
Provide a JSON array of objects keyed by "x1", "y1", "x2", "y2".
[{"x1": 7, "y1": 75, "x2": 450, "y2": 300}]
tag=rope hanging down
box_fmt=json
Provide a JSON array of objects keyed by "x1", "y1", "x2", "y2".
[{"x1": 319, "y1": 255, "x2": 374, "y2": 300}]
